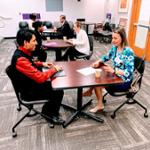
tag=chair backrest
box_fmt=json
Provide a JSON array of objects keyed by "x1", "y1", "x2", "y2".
[
  {"x1": 110, "y1": 23, "x2": 116, "y2": 31},
  {"x1": 103, "y1": 22, "x2": 112, "y2": 32},
  {"x1": 134, "y1": 56, "x2": 145, "y2": 74},
  {"x1": 5, "y1": 65, "x2": 21, "y2": 103},
  {"x1": 76, "y1": 18, "x2": 85, "y2": 22},
  {"x1": 43, "y1": 21, "x2": 53, "y2": 29},
  {"x1": 130, "y1": 56, "x2": 145, "y2": 93},
  {"x1": 19, "y1": 21, "x2": 29, "y2": 30},
  {"x1": 6, "y1": 65, "x2": 49, "y2": 105}
]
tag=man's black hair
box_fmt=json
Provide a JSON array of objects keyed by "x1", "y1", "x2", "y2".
[{"x1": 16, "y1": 29, "x2": 35, "y2": 46}]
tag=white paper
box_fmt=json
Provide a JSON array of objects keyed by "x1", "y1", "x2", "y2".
[{"x1": 77, "y1": 67, "x2": 96, "y2": 76}]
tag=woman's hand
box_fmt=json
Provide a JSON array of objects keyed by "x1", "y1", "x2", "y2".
[
  {"x1": 102, "y1": 65, "x2": 114, "y2": 73},
  {"x1": 91, "y1": 60, "x2": 101, "y2": 68}
]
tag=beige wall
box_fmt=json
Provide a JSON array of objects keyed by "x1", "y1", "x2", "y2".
[{"x1": 0, "y1": 0, "x2": 137, "y2": 37}]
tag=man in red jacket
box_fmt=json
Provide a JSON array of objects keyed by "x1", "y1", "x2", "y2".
[{"x1": 11, "y1": 29, "x2": 64, "y2": 124}]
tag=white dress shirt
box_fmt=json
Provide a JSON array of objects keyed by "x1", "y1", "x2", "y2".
[{"x1": 72, "y1": 29, "x2": 90, "y2": 55}]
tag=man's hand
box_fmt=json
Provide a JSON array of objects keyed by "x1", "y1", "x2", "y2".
[
  {"x1": 66, "y1": 39, "x2": 73, "y2": 44},
  {"x1": 54, "y1": 65, "x2": 63, "y2": 72},
  {"x1": 43, "y1": 62, "x2": 54, "y2": 68}
]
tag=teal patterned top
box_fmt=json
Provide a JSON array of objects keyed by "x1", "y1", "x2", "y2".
[{"x1": 100, "y1": 45, "x2": 134, "y2": 82}]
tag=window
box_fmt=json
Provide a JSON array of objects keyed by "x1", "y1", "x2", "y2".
[{"x1": 46, "y1": 0, "x2": 63, "y2": 11}]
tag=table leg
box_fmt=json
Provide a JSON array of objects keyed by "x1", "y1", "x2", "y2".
[
  {"x1": 55, "y1": 50, "x2": 62, "y2": 61},
  {"x1": 63, "y1": 88, "x2": 104, "y2": 128},
  {"x1": 86, "y1": 24, "x2": 89, "y2": 35}
]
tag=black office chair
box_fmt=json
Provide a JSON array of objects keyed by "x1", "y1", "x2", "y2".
[
  {"x1": 43, "y1": 21, "x2": 53, "y2": 29},
  {"x1": 75, "y1": 36, "x2": 93, "y2": 60},
  {"x1": 6, "y1": 65, "x2": 54, "y2": 138},
  {"x1": 19, "y1": 21, "x2": 29, "y2": 30},
  {"x1": 110, "y1": 23, "x2": 116, "y2": 31},
  {"x1": 97, "y1": 22, "x2": 112, "y2": 43},
  {"x1": 103, "y1": 56, "x2": 148, "y2": 119}
]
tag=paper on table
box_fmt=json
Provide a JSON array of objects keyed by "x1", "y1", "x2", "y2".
[{"x1": 77, "y1": 67, "x2": 96, "y2": 76}]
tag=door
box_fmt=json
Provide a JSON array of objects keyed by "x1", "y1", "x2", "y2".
[{"x1": 128, "y1": 0, "x2": 150, "y2": 61}]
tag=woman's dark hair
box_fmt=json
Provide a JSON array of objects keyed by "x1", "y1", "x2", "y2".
[
  {"x1": 32, "y1": 21, "x2": 43, "y2": 30},
  {"x1": 16, "y1": 29, "x2": 35, "y2": 46},
  {"x1": 113, "y1": 27, "x2": 128, "y2": 47}
]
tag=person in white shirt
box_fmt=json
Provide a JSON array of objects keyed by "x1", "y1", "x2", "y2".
[
  {"x1": 28, "y1": 13, "x2": 37, "y2": 30},
  {"x1": 62, "y1": 21, "x2": 90, "y2": 61}
]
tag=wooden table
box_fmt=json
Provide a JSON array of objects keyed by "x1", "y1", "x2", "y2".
[
  {"x1": 42, "y1": 39, "x2": 73, "y2": 61},
  {"x1": 52, "y1": 60, "x2": 123, "y2": 127}
]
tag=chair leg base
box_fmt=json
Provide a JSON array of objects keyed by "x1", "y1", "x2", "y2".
[
  {"x1": 132, "y1": 98, "x2": 148, "y2": 118},
  {"x1": 144, "y1": 113, "x2": 148, "y2": 118},
  {"x1": 48, "y1": 122, "x2": 55, "y2": 128},
  {"x1": 111, "y1": 114, "x2": 116, "y2": 119},
  {"x1": 111, "y1": 98, "x2": 149, "y2": 119},
  {"x1": 17, "y1": 103, "x2": 22, "y2": 111},
  {"x1": 12, "y1": 131, "x2": 17, "y2": 138},
  {"x1": 111, "y1": 99, "x2": 129, "y2": 119}
]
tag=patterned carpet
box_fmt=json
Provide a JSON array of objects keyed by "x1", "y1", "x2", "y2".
[{"x1": 0, "y1": 39, "x2": 150, "y2": 150}]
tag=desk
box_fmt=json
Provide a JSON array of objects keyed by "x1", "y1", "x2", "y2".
[
  {"x1": 52, "y1": 60, "x2": 123, "y2": 127},
  {"x1": 42, "y1": 39, "x2": 73, "y2": 61}
]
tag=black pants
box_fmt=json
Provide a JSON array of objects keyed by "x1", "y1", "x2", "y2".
[
  {"x1": 21, "y1": 82, "x2": 64, "y2": 117},
  {"x1": 62, "y1": 47, "x2": 85, "y2": 61}
]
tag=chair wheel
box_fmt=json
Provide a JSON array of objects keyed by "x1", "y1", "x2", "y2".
[
  {"x1": 100, "y1": 119, "x2": 104, "y2": 123},
  {"x1": 27, "y1": 111, "x2": 37, "y2": 117},
  {"x1": 17, "y1": 107, "x2": 22, "y2": 111},
  {"x1": 111, "y1": 114, "x2": 116, "y2": 119},
  {"x1": 48, "y1": 123, "x2": 54, "y2": 128},
  {"x1": 144, "y1": 113, "x2": 148, "y2": 118},
  {"x1": 103, "y1": 99, "x2": 107, "y2": 104},
  {"x1": 12, "y1": 132, "x2": 17, "y2": 138}
]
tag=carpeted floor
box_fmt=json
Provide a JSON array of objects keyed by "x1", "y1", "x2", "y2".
[{"x1": 0, "y1": 38, "x2": 150, "y2": 150}]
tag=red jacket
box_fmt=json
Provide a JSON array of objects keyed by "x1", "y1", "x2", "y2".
[{"x1": 16, "y1": 47, "x2": 57, "y2": 83}]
